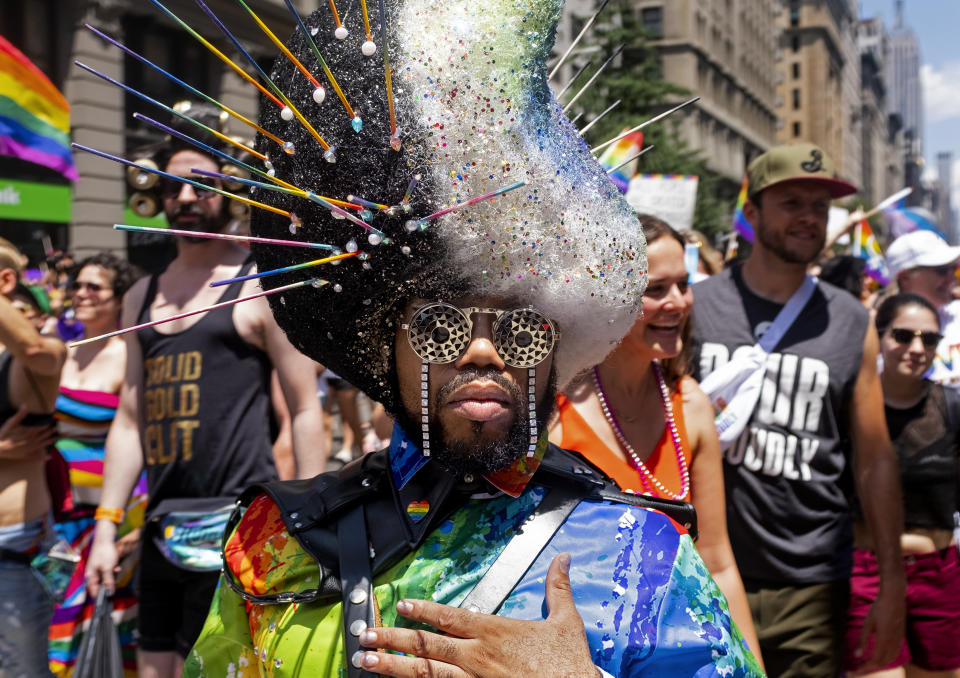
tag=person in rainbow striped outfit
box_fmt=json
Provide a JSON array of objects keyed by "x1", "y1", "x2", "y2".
[{"x1": 49, "y1": 253, "x2": 144, "y2": 677}]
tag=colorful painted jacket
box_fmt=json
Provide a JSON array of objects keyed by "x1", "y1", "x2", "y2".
[{"x1": 184, "y1": 430, "x2": 764, "y2": 677}]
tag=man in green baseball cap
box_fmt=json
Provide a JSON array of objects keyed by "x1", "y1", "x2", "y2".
[
  {"x1": 747, "y1": 141, "x2": 858, "y2": 202},
  {"x1": 691, "y1": 143, "x2": 906, "y2": 676}
]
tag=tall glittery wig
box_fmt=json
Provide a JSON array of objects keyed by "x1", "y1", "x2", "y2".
[{"x1": 250, "y1": 0, "x2": 646, "y2": 415}]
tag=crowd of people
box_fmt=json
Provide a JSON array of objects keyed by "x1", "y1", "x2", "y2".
[
  {"x1": 1, "y1": 4, "x2": 959, "y2": 678},
  {"x1": 0, "y1": 235, "x2": 375, "y2": 677},
  {"x1": 4, "y1": 142, "x2": 959, "y2": 678}
]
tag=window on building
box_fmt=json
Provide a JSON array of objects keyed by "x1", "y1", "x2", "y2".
[
  {"x1": 641, "y1": 7, "x2": 663, "y2": 38},
  {"x1": 789, "y1": 1, "x2": 800, "y2": 27},
  {"x1": 122, "y1": 14, "x2": 221, "y2": 153},
  {"x1": 569, "y1": 15, "x2": 586, "y2": 41},
  {"x1": 0, "y1": 0, "x2": 64, "y2": 86},
  {"x1": 793, "y1": 122, "x2": 801, "y2": 137},
  {"x1": 792, "y1": 62, "x2": 800, "y2": 79},
  {"x1": 792, "y1": 35, "x2": 800, "y2": 52},
  {"x1": 792, "y1": 88, "x2": 800, "y2": 109}
]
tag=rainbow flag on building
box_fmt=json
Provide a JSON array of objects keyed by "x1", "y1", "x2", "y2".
[
  {"x1": 597, "y1": 131, "x2": 643, "y2": 193},
  {"x1": 732, "y1": 175, "x2": 753, "y2": 242},
  {"x1": 853, "y1": 218, "x2": 890, "y2": 285},
  {"x1": 0, "y1": 35, "x2": 77, "y2": 180}
]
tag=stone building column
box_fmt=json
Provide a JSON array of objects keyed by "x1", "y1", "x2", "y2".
[{"x1": 64, "y1": 1, "x2": 127, "y2": 257}]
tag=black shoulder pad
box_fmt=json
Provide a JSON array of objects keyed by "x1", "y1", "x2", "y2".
[
  {"x1": 222, "y1": 451, "x2": 391, "y2": 605},
  {"x1": 223, "y1": 448, "x2": 469, "y2": 605},
  {"x1": 222, "y1": 444, "x2": 697, "y2": 606}
]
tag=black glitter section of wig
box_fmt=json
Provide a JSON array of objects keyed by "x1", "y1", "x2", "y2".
[{"x1": 250, "y1": 5, "x2": 467, "y2": 413}]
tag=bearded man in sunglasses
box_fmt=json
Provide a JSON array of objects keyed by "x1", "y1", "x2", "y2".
[
  {"x1": 85, "y1": 102, "x2": 324, "y2": 678},
  {"x1": 886, "y1": 230, "x2": 960, "y2": 389}
]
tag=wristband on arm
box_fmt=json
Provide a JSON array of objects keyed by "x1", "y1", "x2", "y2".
[{"x1": 94, "y1": 506, "x2": 124, "y2": 524}]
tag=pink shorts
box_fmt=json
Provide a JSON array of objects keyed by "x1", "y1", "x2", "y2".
[{"x1": 845, "y1": 546, "x2": 960, "y2": 672}]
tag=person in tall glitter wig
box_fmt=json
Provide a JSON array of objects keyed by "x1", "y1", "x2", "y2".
[{"x1": 71, "y1": 0, "x2": 765, "y2": 674}]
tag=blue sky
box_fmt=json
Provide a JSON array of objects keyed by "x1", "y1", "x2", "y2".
[{"x1": 859, "y1": 0, "x2": 960, "y2": 204}]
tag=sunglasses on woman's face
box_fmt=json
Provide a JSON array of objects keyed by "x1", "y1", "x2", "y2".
[
  {"x1": 159, "y1": 175, "x2": 221, "y2": 200},
  {"x1": 69, "y1": 281, "x2": 108, "y2": 295},
  {"x1": 889, "y1": 327, "x2": 942, "y2": 349}
]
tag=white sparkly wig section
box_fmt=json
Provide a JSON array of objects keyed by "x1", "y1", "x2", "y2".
[{"x1": 394, "y1": 0, "x2": 647, "y2": 388}]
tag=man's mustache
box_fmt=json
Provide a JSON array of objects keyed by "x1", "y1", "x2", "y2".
[
  {"x1": 435, "y1": 367, "x2": 524, "y2": 410},
  {"x1": 172, "y1": 206, "x2": 206, "y2": 219}
]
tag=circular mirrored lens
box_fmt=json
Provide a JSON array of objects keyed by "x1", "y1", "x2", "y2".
[
  {"x1": 407, "y1": 303, "x2": 471, "y2": 364},
  {"x1": 493, "y1": 308, "x2": 556, "y2": 367}
]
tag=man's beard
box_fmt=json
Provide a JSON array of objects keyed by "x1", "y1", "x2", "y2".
[
  {"x1": 399, "y1": 365, "x2": 558, "y2": 478},
  {"x1": 167, "y1": 206, "x2": 225, "y2": 242},
  {"x1": 755, "y1": 217, "x2": 824, "y2": 265}
]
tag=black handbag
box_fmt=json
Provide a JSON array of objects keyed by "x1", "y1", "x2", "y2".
[{"x1": 73, "y1": 588, "x2": 124, "y2": 678}]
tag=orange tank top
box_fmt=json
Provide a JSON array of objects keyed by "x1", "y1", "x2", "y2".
[{"x1": 555, "y1": 378, "x2": 692, "y2": 501}]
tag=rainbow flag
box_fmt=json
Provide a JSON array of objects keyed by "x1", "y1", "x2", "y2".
[
  {"x1": 732, "y1": 175, "x2": 753, "y2": 242},
  {"x1": 597, "y1": 131, "x2": 643, "y2": 193},
  {"x1": 853, "y1": 219, "x2": 890, "y2": 285},
  {"x1": 0, "y1": 35, "x2": 77, "y2": 180}
]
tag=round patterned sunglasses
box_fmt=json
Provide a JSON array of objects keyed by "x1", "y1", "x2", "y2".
[{"x1": 402, "y1": 302, "x2": 559, "y2": 367}]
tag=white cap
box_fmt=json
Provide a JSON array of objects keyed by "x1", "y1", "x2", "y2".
[{"x1": 886, "y1": 230, "x2": 960, "y2": 278}]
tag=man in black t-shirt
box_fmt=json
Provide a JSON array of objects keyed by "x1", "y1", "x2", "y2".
[{"x1": 693, "y1": 143, "x2": 906, "y2": 677}]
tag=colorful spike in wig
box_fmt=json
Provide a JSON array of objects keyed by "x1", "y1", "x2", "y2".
[{"x1": 251, "y1": 0, "x2": 646, "y2": 414}]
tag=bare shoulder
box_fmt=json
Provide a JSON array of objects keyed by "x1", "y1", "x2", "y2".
[
  {"x1": 680, "y1": 375, "x2": 711, "y2": 406},
  {"x1": 121, "y1": 275, "x2": 152, "y2": 321},
  {"x1": 101, "y1": 335, "x2": 128, "y2": 365},
  {"x1": 679, "y1": 376, "x2": 715, "y2": 424},
  {"x1": 233, "y1": 277, "x2": 276, "y2": 350}
]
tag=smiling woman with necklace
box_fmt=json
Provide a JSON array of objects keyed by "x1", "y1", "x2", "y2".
[{"x1": 549, "y1": 214, "x2": 763, "y2": 668}]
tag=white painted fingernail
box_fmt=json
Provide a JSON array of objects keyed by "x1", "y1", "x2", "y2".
[
  {"x1": 360, "y1": 630, "x2": 377, "y2": 645},
  {"x1": 362, "y1": 652, "x2": 380, "y2": 668},
  {"x1": 397, "y1": 600, "x2": 413, "y2": 614}
]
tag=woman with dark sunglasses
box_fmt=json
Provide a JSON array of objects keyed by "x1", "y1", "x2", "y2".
[{"x1": 845, "y1": 293, "x2": 960, "y2": 677}]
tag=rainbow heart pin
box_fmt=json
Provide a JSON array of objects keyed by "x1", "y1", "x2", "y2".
[{"x1": 406, "y1": 500, "x2": 429, "y2": 522}]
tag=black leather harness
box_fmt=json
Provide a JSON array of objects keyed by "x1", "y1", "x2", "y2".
[{"x1": 221, "y1": 445, "x2": 698, "y2": 677}]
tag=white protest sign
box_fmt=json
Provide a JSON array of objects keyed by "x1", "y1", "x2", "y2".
[
  {"x1": 827, "y1": 207, "x2": 850, "y2": 246},
  {"x1": 625, "y1": 174, "x2": 699, "y2": 231}
]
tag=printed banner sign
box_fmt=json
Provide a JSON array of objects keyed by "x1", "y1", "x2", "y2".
[{"x1": 625, "y1": 174, "x2": 699, "y2": 231}]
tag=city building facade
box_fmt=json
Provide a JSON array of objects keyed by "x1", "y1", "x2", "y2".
[
  {"x1": 774, "y1": 0, "x2": 860, "y2": 188},
  {"x1": 0, "y1": 0, "x2": 320, "y2": 267},
  {"x1": 857, "y1": 15, "x2": 902, "y2": 208},
  {"x1": 936, "y1": 151, "x2": 956, "y2": 242},
  {"x1": 554, "y1": 0, "x2": 781, "y2": 192},
  {"x1": 885, "y1": 0, "x2": 923, "y2": 190}
]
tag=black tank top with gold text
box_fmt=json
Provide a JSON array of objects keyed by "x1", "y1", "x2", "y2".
[{"x1": 136, "y1": 260, "x2": 276, "y2": 512}]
